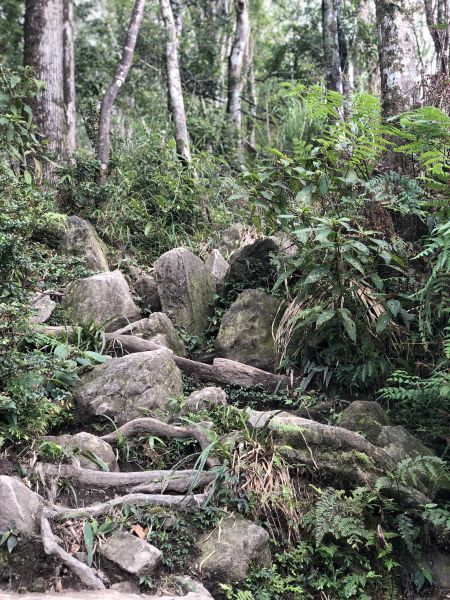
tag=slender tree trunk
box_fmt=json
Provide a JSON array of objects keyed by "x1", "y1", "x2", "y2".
[
  {"x1": 227, "y1": 0, "x2": 250, "y2": 159},
  {"x1": 322, "y1": 0, "x2": 343, "y2": 93},
  {"x1": 63, "y1": 0, "x2": 76, "y2": 157},
  {"x1": 424, "y1": 0, "x2": 449, "y2": 75},
  {"x1": 160, "y1": 0, "x2": 192, "y2": 163},
  {"x1": 246, "y1": 35, "x2": 257, "y2": 148},
  {"x1": 375, "y1": 0, "x2": 418, "y2": 117},
  {"x1": 24, "y1": 0, "x2": 75, "y2": 172},
  {"x1": 97, "y1": 0, "x2": 146, "y2": 184}
]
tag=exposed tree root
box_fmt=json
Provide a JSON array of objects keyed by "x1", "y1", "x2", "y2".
[
  {"x1": 55, "y1": 493, "x2": 206, "y2": 520},
  {"x1": 37, "y1": 463, "x2": 215, "y2": 492},
  {"x1": 100, "y1": 417, "x2": 221, "y2": 468},
  {"x1": 40, "y1": 511, "x2": 105, "y2": 590}
]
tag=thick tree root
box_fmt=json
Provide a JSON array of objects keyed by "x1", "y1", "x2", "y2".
[
  {"x1": 55, "y1": 492, "x2": 206, "y2": 520},
  {"x1": 40, "y1": 511, "x2": 105, "y2": 590},
  {"x1": 37, "y1": 463, "x2": 216, "y2": 492},
  {"x1": 100, "y1": 417, "x2": 221, "y2": 468}
]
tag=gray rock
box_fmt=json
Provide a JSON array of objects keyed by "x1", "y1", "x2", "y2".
[
  {"x1": 0, "y1": 476, "x2": 42, "y2": 536},
  {"x1": 338, "y1": 401, "x2": 391, "y2": 443},
  {"x1": 428, "y1": 551, "x2": 450, "y2": 588},
  {"x1": 185, "y1": 387, "x2": 227, "y2": 412},
  {"x1": 134, "y1": 273, "x2": 161, "y2": 312},
  {"x1": 218, "y1": 223, "x2": 246, "y2": 257},
  {"x1": 60, "y1": 216, "x2": 109, "y2": 272},
  {"x1": 40, "y1": 432, "x2": 118, "y2": 471},
  {"x1": 226, "y1": 237, "x2": 279, "y2": 286},
  {"x1": 196, "y1": 513, "x2": 271, "y2": 585},
  {"x1": 75, "y1": 349, "x2": 183, "y2": 425},
  {"x1": 376, "y1": 425, "x2": 433, "y2": 461},
  {"x1": 215, "y1": 288, "x2": 283, "y2": 370},
  {"x1": 114, "y1": 313, "x2": 187, "y2": 356},
  {"x1": 29, "y1": 293, "x2": 56, "y2": 324},
  {"x1": 110, "y1": 582, "x2": 140, "y2": 594},
  {"x1": 99, "y1": 530, "x2": 161, "y2": 576},
  {"x1": 62, "y1": 270, "x2": 141, "y2": 332},
  {"x1": 154, "y1": 248, "x2": 215, "y2": 336},
  {"x1": 0, "y1": 588, "x2": 213, "y2": 599},
  {"x1": 205, "y1": 250, "x2": 230, "y2": 294}
]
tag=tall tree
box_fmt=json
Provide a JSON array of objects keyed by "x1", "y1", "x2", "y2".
[
  {"x1": 424, "y1": 0, "x2": 449, "y2": 75},
  {"x1": 375, "y1": 0, "x2": 418, "y2": 117},
  {"x1": 24, "y1": 0, "x2": 76, "y2": 168},
  {"x1": 160, "y1": 0, "x2": 192, "y2": 163},
  {"x1": 322, "y1": 0, "x2": 343, "y2": 92},
  {"x1": 227, "y1": 0, "x2": 250, "y2": 158},
  {"x1": 97, "y1": 0, "x2": 146, "y2": 184}
]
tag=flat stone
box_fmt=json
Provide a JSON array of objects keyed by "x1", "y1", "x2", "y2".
[
  {"x1": 29, "y1": 293, "x2": 56, "y2": 324},
  {"x1": 0, "y1": 588, "x2": 213, "y2": 599},
  {"x1": 185, "y1": 387, "x2": 227, "y2": 412},
  {"x1": 376, "y1": 425, "x2": 433, "y2": 460},
  {"x1": 205, "y1": 249, "x2": 230, "y2": 294},
  {"x1": 154, "y1": 247, "x2": 215, "y2": 336},
  {"x1": 62, "y1": 270, "x2": 141, "y2": 332},
  {"x1": 75, "y1": 349, "x2": 183, "y2": 425},
  {"x1": 99, "y1": 530, "x2": 161, "y2": 576}
]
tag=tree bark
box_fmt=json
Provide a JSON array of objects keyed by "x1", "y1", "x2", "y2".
[
  {"x1": 246, "y1": 35, "x2": 257, "y2": 148},
  {"x1": 322, "y1": 0, "x2": 343, "y2": 93},
  {"x1": 227, "y1": 0, "x2": 250, "y2": 159},
  {"x1": 424, "y1": 0, "x2": 449, "y2": 75},
  {"x1": 160, "y1": 0, "x2": 192, "y2": 163},
  {"x1": 375, "y1": 0, "x2": 418, "y2": 117},
  {"x1": 97, "y1": 0, "x2": 146, "y2": 184},
  {"x1": 24, "y1": 0, "x2": 76, "y2": 171}
]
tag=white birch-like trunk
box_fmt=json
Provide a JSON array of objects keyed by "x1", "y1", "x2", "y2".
[
  {"x1": 424, "y1": 0, "x2": 449, "y2": 75},
  {"x1": 160, "y1": 0, "x2": 192, "y2": 163},
  {"x1": 375, "y1": 0, "x2": 418, "y2": 117},
  {"x1": 227, "y1": 0, "x2": 250, "y2": 155},
  {"x1": 246, "y1": 35, "x2": 257, "y2": 148},
  {"x1": 97, "y1": 0, "x2": 146, "y2": 183},
  {"x1": 24, "y1": 0, "x2": 76, "y2": 170}
]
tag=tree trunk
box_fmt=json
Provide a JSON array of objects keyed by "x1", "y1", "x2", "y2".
[
  {"x1": 63, "y1": 0, "x2": 76, "y2": 157},
  {"x1": 24, "y1": 0, "x2": 75, "y2": 171},
  {"x1": 424, "y1": 0, "x2": 449, "y2": 75},
  {"x1": 246, "y1": 35, "x2": 257, "y2": 148},
  {"x1": 227, "y1": 0, "x2": 250, "y2": 158},
  {"x1": 322, "y1": 0, "x2": 343, "y2": 93},
  {"x1": 375, "y1": 0, "x2": 418, "y2": 117},
  {"x1": 97, "y1": 0, "x2": 146, "y2": 184},
  {"x1": 160, "y1": 0, "x2": 192, "y2": 163}
]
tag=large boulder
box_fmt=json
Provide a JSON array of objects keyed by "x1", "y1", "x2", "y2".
[
  {"x1": 205, "y1": 250, "x2": 230, "y2": 294},
  {"x1": 114, "y1": 314, "x2": 187, "y2": 356},
  {"x1": 133, "y1": 273, "x2": 161, "y2": 312},
  {"x1": 99, "y1": 531, "x2": 162, "y2": 576},
  {"x1": 40, "y1": 432, "x2": 118, "y2": 471},
  {"x1": 59, "y1": 216, "x2": 109, "y2": 272},
  {"x1": 0, "y1": 476, "x2": 42, "y2": 537},
  {"x1": 154, "y1": 248, "x2": 215, "y2": 336},
  {"x1": 226, "y1": 237, "x2": 279, "y2": 287},
  {"x1": 196, "y1": 514, "x2": 270, "y2": 586},
  {"x1": 338, "y1": 401, "x2": 391, "y2": 443},
  {"x1": 215, "y1": 288, "x2": 282, "y2": 371},
  {"x1": 376, "y1": 425, "x2": 434, "y2": 461},
  {"x1": 75, "y1": 349, "x2": 183, "y2": 425},
  {"x1": 62, "y1": 270, "x2": 141, "y2": 332}
]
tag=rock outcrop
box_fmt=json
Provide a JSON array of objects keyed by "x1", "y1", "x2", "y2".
[
  {"x1": 0, "y1": 476, "x2": 42, "y2": 536},
  {"x1": 205, "y1": 249, "x2": 229, "y2": 294},
  {"x1": 99, "y1": 531, "x2": 162, "y2": 576},
  {"x1": 62, "y1": 270, "x2": 141, "y2": 331},
  {"x1": 215, "y1": 288, "x2": 282, "y2": 371},
  {"x1": 59, "y1": 216, "x2": 109, "y2": 272},
  {"x1": 133, "y1": 273, "x2": 161, "y2": 312},
  {"x1": 29, "y1": 293, "x2": 56, "y2": 324},
  {"x1": 154, "y1": 248, "x2": 215, "y2": 336},
  {"x1": 40, "y1": 432, "x2": 118, "y2": 471},
  {"x1": 196, "y1": 514, "x2": 271, "y2": 586},
  {"x1": 338, "y1": 400, "x2": 392, "y2": 443},
  {"x1": 75, "y1": 349, "x2": 183, "y2": 424},
  {"x1": 226, "y1": 237, "x2": 279, "y2": 286}
]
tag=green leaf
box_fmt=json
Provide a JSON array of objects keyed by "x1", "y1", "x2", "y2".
[
  {"x1": 84, "y1": 351, "x2": 107, "y2": 364},
  {"x1": 387, "y1": 299, "x2": 401, "y2": 317},
  {"x1": 23, "y1": 169, "x2": 32, "y2": 185},
  {"x1": 318, "y1": 173, "x2": 329, "y2": 197},
  {"x1": 54, "y1": 344, "x2": 70, "y2": 359},
  {"x1": 304, "y1": 266, "x2": 329, "y2": 286},
  {"x1": 316, "y1": 310, "x2": 335, "y2": 329},
  {"x1": 339, "y1": 308, "x2": 357, "y2": 342},
  {"x1": 6, "y1": 534, "x2": 17, "y2": 553},
  {"x1": 376, "y1": 312, "x2": 391, "y2": 334},
  {"x1": 83, "y1": 521, "x2": 94, "y2": 567}
]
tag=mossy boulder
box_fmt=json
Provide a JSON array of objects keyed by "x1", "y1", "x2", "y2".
[
  {"x1": 215, "y1": 288, "x2": 283, "y2": 371},
  {"x1": 59, "y1": 215, "x2": 109, "y2": 272},
  {"x1": 338, "y1": 401, "x2": 391, "y2": 443}
]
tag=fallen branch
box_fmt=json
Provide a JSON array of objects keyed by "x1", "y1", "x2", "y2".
[
  {"x1": 100, "y1": 417, "x2": 221, "y2": 468},
  {"x1": 106, "y1": 333, "x2": 290, "y2": 391},
  {"x1": 37, "y1": 463, "x2": 215, "y2": 492},
  {"x1": 55, "y1": 493, "x2": 206, "y2": 520},
  {"x1": 40, "y1": 511, "x2": 105, "y2": 589}
]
